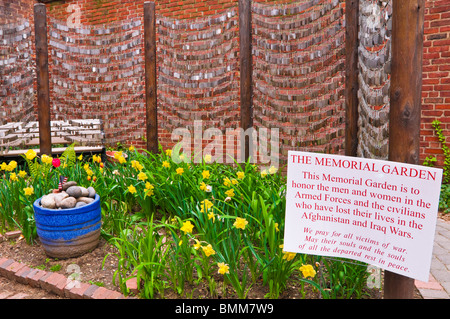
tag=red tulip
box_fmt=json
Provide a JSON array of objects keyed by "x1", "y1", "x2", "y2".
[{"x1": 52, "y1": 158, "x2": 61, "y2": 168}]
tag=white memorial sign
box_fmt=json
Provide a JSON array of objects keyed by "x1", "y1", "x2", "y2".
[{"x1": 284, "y1": 151, "x2": 443, "y2": 282}]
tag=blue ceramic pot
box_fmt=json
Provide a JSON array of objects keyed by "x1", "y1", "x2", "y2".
[{"x1": 33, "y1": 194, "x2": 102, "y2": 258}]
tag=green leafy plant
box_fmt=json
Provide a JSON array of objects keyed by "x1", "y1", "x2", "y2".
[{"x1": 431, "y1": 120, "x2": 450, "y2": 183}]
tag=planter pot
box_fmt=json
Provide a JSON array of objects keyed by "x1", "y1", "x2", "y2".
[
  {"x1": 105, "y1": 151, "x2": 127, "y2": 163},
  {"x1": 33, "y1": 194, "x2": 102, "y2": 259}
]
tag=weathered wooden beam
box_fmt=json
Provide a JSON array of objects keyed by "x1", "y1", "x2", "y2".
[
  {"x1": 386, "y1": 0, "x2": 425, "y2": 299},
  {"x1": 34, "y1": 3, "x2": 52, "y2": 155},
  {"x1": 344, "y1": 0, "x2": 359, "y2": 157},
  {"x1": 144, "y1": 1, "x2": 158, "y2": 154},
  {"x1": 239, "y1": 0, "x2": 253, "y2": 162}
]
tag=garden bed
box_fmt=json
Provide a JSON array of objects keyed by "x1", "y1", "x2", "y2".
[{"x1": 0, "y1": 145, "x2": 437, "y2": 299}]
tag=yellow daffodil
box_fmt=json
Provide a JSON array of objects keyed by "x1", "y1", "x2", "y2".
[
  {"x1": 200, "y1": 182, "x2": 207, "y2": 191},
  {"x1": 78, "y1": 154, "x2": 83, "y2": 161},
  {"x1": 202, "y1": 170, "x2": 210, "y2": 179},
  {"x1": 145, "y1": 182, "x2": 154, "y2": 190},
  {"x1": 7, "y1": 160, "x2": 17, "y2": 171},
  {"x1": 223, "y1": 177, "x2": 232, "y2": 187},
  {"x1": 41, "y1": 155, "x2": 52, "y2": 165},
  {"x1": 25, "y1": 149, "x2": 37, "y2": 161},
  {"x1": 233, "y1": 217, "x2": 248, "y2": 230},
  {"x1": 233, "y1": 217, "x2": 248, "y2": 229},
  {"x1": 261, "y1": 169, "x2": 268, "y2": 178},
  {"x1": 237, "y1": 171, "x2": 245, "y2": 179},
  {"x1": 18, "y1": 170, "x2": 27, "y2": 178},
  {"x1": 128, "y1": 185, "x2": 136, "y2": 194},
  {"x1": 204, "y1": 154, "x2": 212, "y2": 163},
  {"x1": 162, "y1": 161, "x2": 170, "y2": 168},
  {"x1": 269, "y1": 166, "x2": 277, "y2": 174},
  {"x1": 180, "y1": 220, "x2": 194, "y2": 234},
  {"x1": 86, "y1": 169, "x2": 94, "y2": 176},
  {"x1": 179, "y1": 240, "x2": 183, "y2": 246},
  {"x1": 225, "y1": 189, "x2": 235, "y2": 197},
  {"x1": 231, "y1": 179, "x2": 238, "y2": 185},
  {"x1": 193, "y1": 239, "x2": 201, "y2": 250},
  {"x1": 23, "y1": 187, "x2": 34, "y2": 196},
  {"x1": 131, "y1": 160, "x2": 143, "y2": 171},
  {"x1": 200, "y1": 199, "x2": 213, "y2": 213},
  {"x1": 114, "y1": 151, "x2": 123, "y2": 159},
  {"x1": 129, "y1": 145, "x2": 135, "y2": 152},
  {"x1": 10, "y1": 173, "x2": 18, "y2": 182},
  {"x1": 176, "y1": 167, "x2": 184, "y2": 175},
  {"x1": 137, "y1": 171, "x2": 148, "y2": 181},
  {"x1": 282, "y1": 251, "x2": 296, "y2": 261},
  {"x1": 165, "y1": 149, "x2": 172, "y2": 156},
  {"x1": 275, "y1": 222, "x2": 279, "y2": 232},
  {"x1": 207, "y1": 211, "x2": 215, "y2": 222},
  {"x1": 118, "y1": 156, "x2": 126, "y2": 164},
  {"x1": 217, "y1": 262, "x2": 230, "y2": 275},
  {"x1": 202, "y1": 244, "x2": 215, "y2": 257},
  {"x1": 299, "y1": 264, "x2": 316, "y2": 278},
  {"x1": 0, "y1": 162, "x2": 7, "y2": 170},
  {"x1": 92, "y1": 154, "x2": 101, "y2": 163}
]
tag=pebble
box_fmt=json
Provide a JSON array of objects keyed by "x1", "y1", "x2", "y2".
[
  {"x1": 80, "y1": 187, "x2": 89, "y2": 197},
  {"x1": 54, "y1": 192, "x2": 69, "y2": 208},
  {"x1": 66, "y1": 186, "x2": 82, "y2": 198},
  {"x1": 40, "y1": 185, "x2": 97, "y2": 210},
  {"x1": 62, "y1": 181, "x2": 77, "y2": 191},
  {"x1": 77, "y1": 197, "x2": 94, "y2": 205},
  {"x1": 60, "y1": 197, "x2": 77, "y2": 209},
  {"x1": 41, "y1": 194, "x2": 56, "y2": 209},
  {"x1": 87, "y1": 187, "x2": 96, "y2": 198}
]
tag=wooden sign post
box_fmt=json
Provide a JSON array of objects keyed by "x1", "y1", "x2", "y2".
[
  {"x1": 386, "y1": 0, "x2": 425, "y2": 299},
  {"x1": 144, "y1": 2, "x2": 158, "y2": 154},
  {"x1": 239, "y1": 0, "x2": 253, "y2": 162},
  {"x1": 34, "y1": 3, "x2": 52, "y2": 156}
]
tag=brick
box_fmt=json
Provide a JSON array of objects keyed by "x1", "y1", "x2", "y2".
[
  {"x1": 41, "y1": 272, "x2": 69, "y2": 297},
  {"x1": 0, "y1": 291, "x2": 14, "y2": 299},
  {"x1": 83, "y1": 284, "x2": 100, "y2": 299},
  {"x1": 91, "y1": 286, "x2": 113, "y2": 299},
  {"x1": 64, "y1": 282, "x2": 91, "y2": 299},
  {"x1": 7, "y1": 293, "x2": 29, "y2": 299},
  {"x1": 3, "y1": 261, "x2": 27, "y2": 280},
  {"x1": 104, "y1": 290, "x2": 125, "y2": 299},
  {"x1": 38, "y1": 271, "x2": 54, "y2": 289},
  {"x1": 126, "y1": 277, "x2": 139, "y2": 294},
  {"x1": 26, "y1": 269, "x2": 48, "y2": 288},
  {"x1": 0, "y1": 259, "x2": 15, "y2": 276},
  {"x1": 4, "y1": 230, "x2": 22, "y2": 239},
  {"x1": 14, "y1": 266, "x2": 32, "y2": 285}
]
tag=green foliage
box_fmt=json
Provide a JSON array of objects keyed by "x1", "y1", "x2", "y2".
[
  {"x1": 1, "y1": 145, "x2": 375, "y2": 299},
  {"x1": 431, "y1": 120, "x2": 450, "y2": 183}
]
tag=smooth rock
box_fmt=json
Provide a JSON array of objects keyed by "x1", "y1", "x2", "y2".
[
  {"x1": 62, "y1": 181, "x2": 77, "y2": 191},
  {"x1": 41, "y1": 194, "x2": 56, "y2": 209},
  {"x1": 77, "y1": 197, "x2": 94, "y2": 205},
  {"x1": 60, "y1": 197, "x2": 77, "y2": 209},
  {"x1": 75, "y1": 202, "x2": 87, "y2": 208},
  {"x1": 66, "y1": 186, "x2": 82, "y2": 198},
  {"x1": 87, "y1": 187, "x2": 96, "y2": 198},
  {"x1": 54, "y1": 192, "x2": 69, "y2": 208},
  {"x1": 80, "y1": 187, "x2": 89, "y2": 197}
]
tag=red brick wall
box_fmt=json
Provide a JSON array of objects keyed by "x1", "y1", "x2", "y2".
[
  {"x1": 421, "y1": 0, "x2": 450, "y2": 167},
  {"x1": 1, "y1": 0, "x2": 449, "y2": 168}
]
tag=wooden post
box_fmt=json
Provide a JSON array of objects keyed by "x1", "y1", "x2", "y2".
[
  {"x1": 239, "y1": 0, "x2": 253, "y2": 162},
  {"x1": 34, "y1": 3, "x2": 52, "y2": 155},
  {"x1": 344, "y1": 0, "x2": 359, "y2": 157},
  {"x1": 144, "y1": 2, "x2": 158, "y2": 154},
  {"x1": 385, "y1": 0, "x2": 425, "y2": 299}
]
